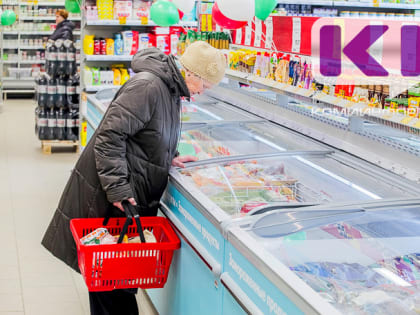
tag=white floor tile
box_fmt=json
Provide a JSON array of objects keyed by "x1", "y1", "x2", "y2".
[
  {"x1": 0, "y1": 280, "x2": 21, "y2": 295},
  {"x1": 25, "y1": 301, "x2": 83, "y2": 315},
  {"x1": 0, "y1": 294, "x2": 24, "y2": 312}
]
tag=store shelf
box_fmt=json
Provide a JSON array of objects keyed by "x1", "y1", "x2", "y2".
[
  {"x1": 20, "y1": 16, "x2": 81, "y2": 21},
  {"x1": 3, "y1": 60, "x2": 19, "y2": 63},
  {"x1": 85, "y1": 55, "x2": 133, "y2": 61},
  {"x1": 276, "y1": 0, "x2": 420, "y2": 9},
  {"x1": 3, "y1": 46, "x2": 19, "y2": 49},
  {"x1": 19, "y1": 30, "x2": 81, "y2": 35},
  {"x1": 225, "y1": 69, "x2": 420, "y2": 133},
  {"x1": 19, "y1": 46, "x2": 45, "y2": 50},
  {"x1": 3, "y1": 31, "x2": 19, "y2": 35},
  {"x1": 3, "y1": 77, "x2": 35, "y2": 80},
  {"x1": 85, "y1": 20, "x2": 198, "y2": 27},
  {"x1": 85, "y1": 84, "x2": 121, "y2": 92},
  {"x1": 19, "y1": 1, "x2": 65, "y2": 6},
  {"x1": 20, "y1": 60, "x2": 45, "y2": 64}
]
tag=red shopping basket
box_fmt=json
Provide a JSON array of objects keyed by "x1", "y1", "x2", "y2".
[{"x1": 70, "y1": 202, "x2": 180, "y2": 292}]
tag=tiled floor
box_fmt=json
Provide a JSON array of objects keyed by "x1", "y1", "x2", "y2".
[{"x1": 0, "y1": 99, "x2": 157, "y2": 315}]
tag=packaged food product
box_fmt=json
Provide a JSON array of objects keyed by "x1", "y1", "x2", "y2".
[
  {"x1": 120, "y1": 68, "x2": 130, "y2": 85},
  {"x1": 106, "y1": 38, "x2": 114, "y2": 55},
  {"x1": 80, "y1": 228, "x2": 109, "y2": 245},
  {"x1": 122, "y1": 31, "x2": 133, "y2": 55},
  {"x1": 139, "y1": 33, "x2": 150, "y2": 51},
  {"x1": 83, "y1": 35, "x2": 95, "y2": 55},
  {"x1": 128, "y1": 230, "x2": 157, "y2": 243},
  {"x1": 112, "y1": 67, "x2": 121, "y2": 85},
  {"x1": 113, "y1": 0, "x2": 133, "y2": 19}
]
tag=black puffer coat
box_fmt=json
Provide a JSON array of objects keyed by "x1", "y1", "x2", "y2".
[
  {"x1": 41, "y1": 48, "x2": 190, "y2": 272},
  {"x1": 49, "y1": 19, "x2": 75, "y2": 41}
]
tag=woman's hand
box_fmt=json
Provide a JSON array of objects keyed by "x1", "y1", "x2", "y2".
[
  {"x1": 113, "y1": 198, "x2": 137, "y2": 212},
  {"x1": 172, "y1": 155, "x2": 198, "y2": 168}
]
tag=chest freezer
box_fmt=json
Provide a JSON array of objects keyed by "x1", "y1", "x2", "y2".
[
  {"x1": 228, "y1": 200, "x2": 420, "y2": 314},
  {"x1": 178, "y1": 121, "x2": 329, "y2": 160},
  {"x1": 175, "y1": 154, "x2": 418, "y2": 217}
]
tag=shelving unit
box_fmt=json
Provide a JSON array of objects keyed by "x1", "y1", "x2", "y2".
[
  {"x1": 1, "y1": 1, "x2": 81, "y2": 96},
  {"x1": 276, "y1": 0, "x2": 420, "y2": 9}
]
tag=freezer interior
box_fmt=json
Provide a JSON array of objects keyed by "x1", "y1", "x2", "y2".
[
  {"x1": 181, "y1": 100, "x2": 257, "y2": 122},
  {"x1": 178, "y1": 155, "x2": 415, "y2": 216},
  {"x1": 243, "y1": 204, "x2": 420, "y2": 314},
  {"x1": 178, "y1": 121, "x2": 327, "y2": 159}
]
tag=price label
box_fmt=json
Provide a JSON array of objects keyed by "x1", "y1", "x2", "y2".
[
  {"x1": 254, "y1": 19, "x2": 262, "y2": 48},
  {"x1": 265, "y1": 17, "x2": 273, "y2": 49},
  {"x1": 292, "y1": 17, "x2": 301, "y2": 53},
  {"x1": 235, "y1": 28, "x2": 242, "y2": 44},
  {"x1": 244, "y1": 24, "x2": 252, "y2": 46}
]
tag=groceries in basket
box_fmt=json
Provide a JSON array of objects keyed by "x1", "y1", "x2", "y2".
[{"x1": 81, "y1": 227, "x2": 157, "y2": 245}]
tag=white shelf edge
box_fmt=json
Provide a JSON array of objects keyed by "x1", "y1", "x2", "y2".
[
  {"x1": 85, "y1": 20, "x2": 198, "y2": 27},
  {"x1": 85, "y1": 55, "x2": 133, "y2": 61},
  {"x1": 20, "y1": 16, "x2": 81, "y2": 21},
  {"x1": 85, "y1": 84, "x2": 121, "y2": 92},
  {"x1": 3, "y1": 60, "x2": 19, "y2": 63},
  {"x1": 20, "y1": 2, "x2": 65, "y2": 6},
  {"x1": 20, "y1": 60, "x2": 45, "y2": 63},
  {"x1": 19, "y1": 46, "x2": 45, "y2": 49},
  {"x1": 3, "y1": 77, "x2": 35, "y2": 80}
]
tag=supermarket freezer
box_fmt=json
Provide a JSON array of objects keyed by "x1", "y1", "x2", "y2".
[
  {"x1": 223, "y1": 199, "x2": 420, "y2": 314},
  {"x1": 149, "y1": 151, "x2": 419, "y2": 315}
]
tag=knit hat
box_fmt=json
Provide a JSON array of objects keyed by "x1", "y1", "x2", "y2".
[{"x1": 179, "y1": 41, "x2": 226, "y2": 85}]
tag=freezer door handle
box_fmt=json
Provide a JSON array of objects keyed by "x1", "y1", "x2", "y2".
[
  {"x1": 220, "y1": 273, "x2": 264, "y2": 315},
  {"x1": 160, "y1": 203, "x2": 222, "y2": 277}
]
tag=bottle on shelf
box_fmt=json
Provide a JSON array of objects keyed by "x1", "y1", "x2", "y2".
[
  {"x1": 55, "y1": 108, "x2": 66, "y2": 141},
  {"x1": 37, "y1": 106, "x2": 48, "y2": 141},
  {"x1": 65, "y1": 39, "x2": 76, "y2": 76},
  {"x1": 65, "y1": 109, "x2": 78, "y2": 141},
  {"x1": 56, "y1": 39, "x2": 67, "y2": 76},
  {"x1": 46, "y1": 76, "x2": 57, "y2": 109},
  {"x1": 46, "y1": 109, "x2": 57, "y2": 140},
  {"x1": 37, "y1": 74, "x2": 48, "y2": 107},
  {"x1": 46, "y1": 40, "x2": 58, "y2": 77},
  {"x1": 56, "y1": 76, "x2": 67, "y2": 109}
]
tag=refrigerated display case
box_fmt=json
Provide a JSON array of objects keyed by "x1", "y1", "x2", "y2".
[
  {"x1": 223, "y1": 199, "x2": 420, "y2": 314},
  {"x1": 178, "y1": 121, "x2": 329, "y2": 160}
]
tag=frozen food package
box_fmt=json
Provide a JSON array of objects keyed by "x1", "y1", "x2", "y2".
[{"x1": 80, "y1": 227, "x2": 109, "y2": 245}]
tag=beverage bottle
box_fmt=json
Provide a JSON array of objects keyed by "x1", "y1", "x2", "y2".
[
  {"x1": 72, "y1": 110, "x2": 79, "y2": 140},
  {"x1": 34, "y1": 106, "x2": 39, "y2": 136},
  {"x1": 56, "y1": 76, "x2": 67, "y2": 109},
  {"x1": 94, "y1": 38, "x2": 100, "y2": 55},
  {"x1": 38, "y1": 107, "x2": 48, "y2": 140},
  {"x1": 65, "y1": 40, "x2": 76, "y2": 76},
  {"x1": 47, "y1": 109, "x2": 57, "y2": 140},
  {"x1": 114, "y1": 33, "x2": 123, "y2": 55},
  {"x1": 37, "y1": 74, "x2": 48, "y2": 107},
  {"x1": 56, "y1": 40, "x2": 67, "y2": 76},
  {"x1": 55, "y1": 108, "x2": 66, "y2": 140},
  {"x1": 65, "y1": 109, "x2": 77, "y2": 140},
  {"x1": 46, "y1": 77, "x2": 57, "y2": 109},
  {"x1": 66, "y1": 76, "x2": 76, "y2": 109},
  {"x1": 100, "y1": 38, "x2": 106, "y2": 55},
  {"x1": 47, "y1": 42, "x2": 57, "y2": 77},
  {"x1": 72, "y1": 74, "x2": 80, "y2": 109}
]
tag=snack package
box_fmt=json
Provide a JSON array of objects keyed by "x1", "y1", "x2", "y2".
[
  {"x1": 81, "y1": 228, "x2": 109, "y2": 245},
  {"x1": 128, "y1": 230, "x2": 157, "y2": 243}
]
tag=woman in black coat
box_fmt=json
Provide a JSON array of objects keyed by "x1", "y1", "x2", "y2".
[
  {"x1": 49, "y1": 9, "x2": 75, "y2": 41},
  {"x1": 42, "y1": 41, "x2": 226, "y2": 315}
]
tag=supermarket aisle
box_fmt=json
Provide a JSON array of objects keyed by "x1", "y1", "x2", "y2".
[{"x1": 0, "y1": 100, "x2": 157, "y2": 315}]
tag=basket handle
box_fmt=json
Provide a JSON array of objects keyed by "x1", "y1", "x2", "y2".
[{"x1": 117, "y1": 201, "x2": 146, "y2": 244}]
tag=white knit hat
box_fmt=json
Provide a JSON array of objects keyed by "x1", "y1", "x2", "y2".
[{"x1": 179, "y1": 41, "x2": 226, "y2": 85}]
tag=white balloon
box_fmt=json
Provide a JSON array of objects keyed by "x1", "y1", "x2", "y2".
[
  {"x1": 172, "y1": 0, "x2": 195, "y2": 13},
  {"x1": 217, "y1": 0, "x2": 254, "y2": 21}
]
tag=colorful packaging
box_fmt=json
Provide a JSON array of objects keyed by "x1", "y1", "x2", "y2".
[
  {"x1": 122, "y1": 31, "x2": 133, "y2": 55},
  {"x1": 133, "y1": 0, "x2": 151, "y2": 23},
  {"x1": 138, "y1": 33, "x2": 150, "y2": 51},
  {"x1": 112, "y1": 68, "x2": 121, "y2": 85},
  {"x1": 80, "y1": 228, "x2": 109, "y2": 245},
  {"x1": 120, "y1": 68, "x2": 130, "y2": 85},
  {"x1": 91, "y1": 67, "x2": 101, "y2": 85},
  {"x1": 94, "y1": 38, "x2": 100, "y2": 55},
  {"x1": 100, "y1": 38, "x2": 106, "y2": 55},
  {"x1": 131, "y1": 31, "x2": 139, "y2": 54},
  {"x1": 97, "y1": 0, "x2": 114, "y2": 20},
  {"x1": 83, "y1": 35, "x2": 95, "y2": 55},
  {"x1": 114, "y1": 33, "x2": 124, "y2": 55},
  {"x1": 114, "y1": 0, "x2": 133, "y2": 19},
  {"x1": 106, "y1": 38, "x2": 114, "y2": 55}
]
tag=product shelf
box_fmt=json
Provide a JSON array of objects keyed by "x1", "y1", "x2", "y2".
[
  {"x1": 19, "y1": 46, "x2": 45, "y2": 50},
  {"x1": 85, "y1": 55, "x2": 133, "y2": 61},
  {"x1": 85, "y1": 20, "x2": 198, "y2": 27},
  {"x1": 276, "y1": 0, "x2": 420, "y2": 9},
  {"x1": 19, "y1": 2, "x2": 65, "y2": 6},
  {"x1": 19, "y1": 16, "x2": 81, "y2": 21},
  {"x1": 225, "y1": 69, "x2": 420, "y2": 135}
]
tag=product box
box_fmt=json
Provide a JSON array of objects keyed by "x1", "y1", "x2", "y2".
[
  {"x1": 114, "y1": 0, "x2": 133, "y2": 19},
  {"x1": 132, "y1": 0, "x2": 151, "y2": 23},
  {"x1": 97, "y1": 0, "x2": 114, "y2": 20}
]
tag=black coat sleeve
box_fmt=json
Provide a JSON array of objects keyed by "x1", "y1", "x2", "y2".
[{"x1": 94, "y1": 79, "x2": 157, "y2": 203}]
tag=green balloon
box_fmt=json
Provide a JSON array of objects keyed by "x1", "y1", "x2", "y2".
[
  {"x1": 65, "y1": 0, "x2": 81, "y2": 14},
  {"x1": 255, "y1": 0, "x2": 276, "y2": 21},
  {"x1": 150, "y1": 0, "x2": 179, "y2": 27},
  {"x1": 1, "y1": 10, "x2": 16, "y2": 26}
]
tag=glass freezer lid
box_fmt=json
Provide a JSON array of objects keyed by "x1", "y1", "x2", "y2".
[
  {"x1": 245, "y1": 204, "x2": 420, "y2": 314},
  {"x1": 178, "y1": 155, "x2": 414, "y2": 217},
  {"x1": 181, "y1": 101, "x2": 257, "y2": 122},
  {"x1": 178, "y1": 121, "x2": 326, "y2": 160}
]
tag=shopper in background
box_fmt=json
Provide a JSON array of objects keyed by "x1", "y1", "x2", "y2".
[
  {"x1": 49, "y1": 9, "x2": 75, "y2": 41},
  {"x1": 42, "y1": 41, "x2": 226, "y2": 315}
]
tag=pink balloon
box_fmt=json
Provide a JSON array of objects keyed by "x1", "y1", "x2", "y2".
[{"x1": 212, "y1": 3, "x2": 247, "y2": 30}]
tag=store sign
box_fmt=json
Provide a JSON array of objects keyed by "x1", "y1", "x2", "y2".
[{"x1": 312, "y1": 18, "x2": 420, "y2": 96}]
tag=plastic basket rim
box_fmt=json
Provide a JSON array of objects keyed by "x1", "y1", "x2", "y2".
[{"x1": 70, "y1": 217, "x2": 180, "y2": 251}]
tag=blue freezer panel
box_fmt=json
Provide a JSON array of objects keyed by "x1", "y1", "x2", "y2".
[
  {"x1": 222, "y1": 287, "x2": 247, "y2": 315},
  {"x1": 223, "y1": 242, "x2": 305, "y2": 315},
  {"x1": 148, "y1": 233, "x2": 222, "y2": 315},
  {"x1": 162, "y1": 182, "x2": 225, "y2": 262},
  {"x1": 86, "y1": 100, "x2": 104, "y2": 127}
]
